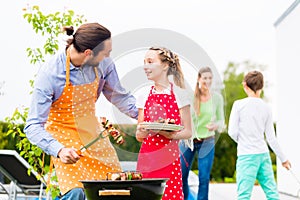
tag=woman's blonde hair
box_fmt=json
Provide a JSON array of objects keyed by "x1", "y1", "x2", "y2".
[{"x1": 194, "y1": 67, "x2": 213, "y2": 116}]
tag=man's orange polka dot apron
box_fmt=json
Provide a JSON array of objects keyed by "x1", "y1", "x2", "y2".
[{"x1": 45, "y1": 51, "x2": 121, "y2": 195}]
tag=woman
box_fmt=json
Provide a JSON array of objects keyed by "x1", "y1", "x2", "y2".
[
  {"x1": 179, "y1": 67, "x2": 225, "y2": 200},
  {"x1": 24, "y1": 23, "x2": 138, "y2": 200}
]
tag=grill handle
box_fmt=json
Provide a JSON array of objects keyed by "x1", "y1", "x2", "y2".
[{"x1": 99, "y1": 189, "x2": 131, "y2": 196}]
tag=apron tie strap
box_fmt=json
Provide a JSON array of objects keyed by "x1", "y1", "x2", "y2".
[{"x1": 66, "y1": 49, "x2": 71, "y2": 86}]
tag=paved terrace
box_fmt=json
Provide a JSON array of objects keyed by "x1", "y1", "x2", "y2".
[
  {"x1": 1, "y1": 161, "x2": 299, "y2": 199},
  {"x1": 1, "y1": 183, "x2": 299, "y2": 200}
]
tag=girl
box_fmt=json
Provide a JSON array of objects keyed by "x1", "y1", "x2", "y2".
[{"x1": 135, "y1": 46, "x2": 192, "y2": 200}]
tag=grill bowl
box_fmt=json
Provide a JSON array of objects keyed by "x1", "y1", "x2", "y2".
[{"x1": 80, "y1": 178, "x2": 168, "y2": 200}]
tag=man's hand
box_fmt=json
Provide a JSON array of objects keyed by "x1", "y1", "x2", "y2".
[{"x1": 58, "y1": 148, "x2": 81, "y2": 164}]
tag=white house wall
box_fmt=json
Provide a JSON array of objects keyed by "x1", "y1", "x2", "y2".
[{"x1": 276, "y1": 1, "x2": 300, "y2": 197}]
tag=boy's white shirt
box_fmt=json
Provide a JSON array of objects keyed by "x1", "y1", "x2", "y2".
[{"x1": 228, "y1": 97, "x2": 287, "y2": 163}]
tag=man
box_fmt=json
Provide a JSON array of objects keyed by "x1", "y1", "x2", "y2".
[{"x1": 24, "y1": 22, "x2": 138, "y2": 200}]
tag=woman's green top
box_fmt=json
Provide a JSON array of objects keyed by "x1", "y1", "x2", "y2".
[{"x1": 192, "y1": 92, "x2": 225, "y2": 139}]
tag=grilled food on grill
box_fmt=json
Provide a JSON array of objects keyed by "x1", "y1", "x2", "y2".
[{"x1": 108, "y1": 171, "x2": 143, "y2": 181}]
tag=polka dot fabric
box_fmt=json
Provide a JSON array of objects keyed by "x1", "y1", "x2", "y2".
[
  {"x1": 45, "y1": 54, "x2": 121, "y2": 195},
  {"x1": 137, "y1": 84, "x2": 184, "y2": 200}
]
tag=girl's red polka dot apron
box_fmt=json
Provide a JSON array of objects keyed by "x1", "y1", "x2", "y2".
[
  {"x1": 137, "y1": 83, "x2": 184, "y2": 200},
  {"x1": 45, "y1": 51, "x2": 121, "y2": 195}
]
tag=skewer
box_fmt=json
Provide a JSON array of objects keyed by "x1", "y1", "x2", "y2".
[
  {"x1": 290, "y1": 168, "x2": 300, "y2": 186},
  {"x1": 289, "y1": 168, "x2": 300, "y2": 198}
]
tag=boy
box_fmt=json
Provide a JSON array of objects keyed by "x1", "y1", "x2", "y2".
[{"x1": 228, "y1": 70, "x2": 291, "y2": 200}]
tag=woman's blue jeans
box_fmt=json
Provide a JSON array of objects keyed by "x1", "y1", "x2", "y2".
[
  {"x1": 180, "y1": 137, "x2": 215, "y2": 200},
  {"x1": 60, "y1": 188, "x2": 86, "y2": 200}
]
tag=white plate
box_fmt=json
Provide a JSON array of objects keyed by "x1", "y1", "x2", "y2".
[{"x1": 139, "y1": 122, "x2": 184, "y2": 131}]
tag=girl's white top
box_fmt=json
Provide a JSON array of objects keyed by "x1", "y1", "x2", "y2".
[
  {"x1": 228, "y1": 97, "x2": 287, "y2": 162},
  {"x1": 136, "y1": 84, "x2": 191, "y2": 109}
]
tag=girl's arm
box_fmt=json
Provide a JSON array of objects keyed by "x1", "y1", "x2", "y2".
[
  {"x1": 135, "y1": 108, "x2": 149, "y2": 142},
  {"x1": 159, "y1": 105, "x2": 192, "y2": 140}
]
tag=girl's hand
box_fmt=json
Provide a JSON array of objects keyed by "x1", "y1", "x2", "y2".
[{"x1": 136, "y1": 124, "x2": 149, "y2": 142}]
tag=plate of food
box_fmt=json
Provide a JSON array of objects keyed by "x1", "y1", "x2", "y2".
[{"x1": 139, "y1": 118, "x2": 184, "y2": 131}]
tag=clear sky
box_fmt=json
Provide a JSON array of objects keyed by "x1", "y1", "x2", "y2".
[{"x1": 0, "y1": 0, "x2": 294, "y2": 122}]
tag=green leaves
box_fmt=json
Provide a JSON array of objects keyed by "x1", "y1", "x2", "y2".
[
  {"x1": 23, "y1": 5, "x2": 85, "y2": 66},
  {"x1": 2, "y1": 5, "x2": 87, "y2": 199},
  {"x1": 26, "y1": 48, "x2": 45, "y2": 65}
]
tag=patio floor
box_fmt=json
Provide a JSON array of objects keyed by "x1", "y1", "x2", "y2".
[
  {"x1": 1, "y1": 161, "x2": 299, "y2": 200},
  {"x1": 1, "y1": 183, "x2": 299, "y2": 200},
  {"x1": 207, "y1": 183, "x2": 300, "y2": 200}
]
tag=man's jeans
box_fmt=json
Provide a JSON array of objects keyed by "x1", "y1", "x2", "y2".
[{"x1": 60, "y1": 188, "x2": 86, "y2": 200}]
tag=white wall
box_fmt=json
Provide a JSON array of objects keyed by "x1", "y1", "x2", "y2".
[{"x1": 276, "y1": 1, "x2": 300, "y2": 196}]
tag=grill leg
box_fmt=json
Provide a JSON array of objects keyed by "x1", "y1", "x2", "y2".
[{"x1": 9, "y1": 181, "x2": 17, "y2": 200}]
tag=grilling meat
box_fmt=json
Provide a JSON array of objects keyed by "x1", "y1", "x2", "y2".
[{"x1": 109, "y1": 171, "x2": 143, "y2": 181}]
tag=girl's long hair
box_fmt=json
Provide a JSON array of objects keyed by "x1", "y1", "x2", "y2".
[{"x1": 149, "y1": 46, "x2": 185, "y2": 88}]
